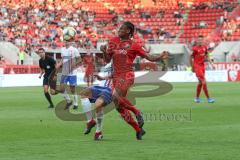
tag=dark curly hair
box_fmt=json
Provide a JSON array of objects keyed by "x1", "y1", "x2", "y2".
[{"x1": 122, "y1": 21, "x2": 135, "y2": 38}]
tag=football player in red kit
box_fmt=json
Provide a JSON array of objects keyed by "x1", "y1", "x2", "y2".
[
  {"x1": 101, "y1": 21, "x2": 169, "y2": 140},
  {"x1": 84, "y1": 45, "x2": 95, "y2": 87},
  {"x1": 189, "y1": 36, "x2": 215, "y2": 103},
  {"x1": 84, "y1": 53, "x2": 95, "y2": 87}
]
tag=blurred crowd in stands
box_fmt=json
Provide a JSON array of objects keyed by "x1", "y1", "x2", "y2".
[
  {"x1": 0, "y1": 0, "x2": 239, "y2": 68},
  {"x1": 0, "y1": 1, "x2": 239, "y2": 49}
]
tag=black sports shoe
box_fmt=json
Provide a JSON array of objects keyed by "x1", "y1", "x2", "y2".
[
  {"x1": 136, "y1": 128, "x2": 146, "y2": 140},
  {"x1": 136, "y1": 112, "x2": 144, "y2": 128},
  {"x1": 48, "y1": 104, "x2": 54, "y2": 108},
  {"x1": 64, "y1": 101, "x2": 73, "y2": 110},
  {"x1": 73, "y1": 105, "x2": 78, "y2": 110}
]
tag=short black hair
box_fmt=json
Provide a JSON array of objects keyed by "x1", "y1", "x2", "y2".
[
  {"x1": 123, "y1": 21, "x2": 135, "y2": 37},
  {"x1": 38, "y1": 48, "x2": 45, "y2": 52}
]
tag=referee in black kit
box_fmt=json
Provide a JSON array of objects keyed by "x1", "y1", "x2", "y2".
[{"x1": 38, "y1": 48, "x2": 55, "y2": 108}]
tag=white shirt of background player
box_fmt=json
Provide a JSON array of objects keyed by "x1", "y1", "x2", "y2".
[
  {"x1": 98, "y1": 62, "x2": 113, "y2": 87},
  {"x1": 60, "y1": 45, "x2": 80, "y2": 76}
]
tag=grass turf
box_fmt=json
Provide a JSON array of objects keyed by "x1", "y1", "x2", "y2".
[{"x1": 0, "y1": 82, "x2": 239, "y2": 160}]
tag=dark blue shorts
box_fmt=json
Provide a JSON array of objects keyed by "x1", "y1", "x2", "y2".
[
  {"x1": 60, "y1": 75, "x2": 77, "y2": 86},
  {"x1": 89, "y1": 86, "x2": 112, "y2": 106}
]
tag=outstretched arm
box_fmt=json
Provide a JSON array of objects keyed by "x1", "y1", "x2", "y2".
[
  {"x1": 144, "y1": 51, "x2": 169, "y2": 62},
  {"x1": 143, "y1": 45, "x2": 151, "y2": 53}
]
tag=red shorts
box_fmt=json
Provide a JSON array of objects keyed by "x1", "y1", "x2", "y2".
[
  {"x1": 112, "y1": 72, "x2": 134, "y2": 96},
  {"x1": 194, "y1": 65, "x2": 205, "y2": 81},
  {"x1": 85, "y1": 72, "x2": 93, "y2": 77},
  {"x1": 85, "y1": 67, "x2": 94, "y2": 77}
]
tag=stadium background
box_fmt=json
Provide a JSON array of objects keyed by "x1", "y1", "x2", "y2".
[{"x1": 0, "y1": 0, "x2": 240, "y2": 79}]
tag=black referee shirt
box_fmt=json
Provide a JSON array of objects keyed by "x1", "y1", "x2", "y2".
[{"x1": 39, "y1": 56, "x2": 56, "y2": 78}]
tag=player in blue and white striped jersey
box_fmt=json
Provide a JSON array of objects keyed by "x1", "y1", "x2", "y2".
[{"x1": 80, "y1": 62, "x2": 113, "y2": 140}]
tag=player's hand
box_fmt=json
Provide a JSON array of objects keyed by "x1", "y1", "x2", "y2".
[
  {"x1": 161, "y1": 51, "x2": 170, "y2": 60},
  {"x1": 100, "y1": 45, "x2": 107, "y2": 53},
  {"x1": 39, "y1": 75, "x2": 42, "y2": 79}
]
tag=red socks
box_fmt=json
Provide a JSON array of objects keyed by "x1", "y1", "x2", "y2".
[
  {"x1": 196, "y1": 83, "x2": 202, "y2": 98},
  {"x1": 202, "y1": 83, "x2": 210, "y2": 98},
  {"x1": 118, "y1": 97, "x2": 141, "y2": 116},
  {"x1": 117, "y1": 107, "x2": 141, "y2": 132}
]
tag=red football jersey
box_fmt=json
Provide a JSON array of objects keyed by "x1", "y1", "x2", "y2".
[
  {"x1": 107, "y1": 37, "x2": 146, "y2": 75},
  {"x1": 84, "y1": 55, "x2": 94, "y2": 65},
  {"x1": 84, "y1": 55, "x2": 94, "y2": 73},
  {"x1": 192, "y1": 45, "x2": 208, "y2": 65}
]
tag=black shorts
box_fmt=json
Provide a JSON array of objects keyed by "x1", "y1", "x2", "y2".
[{"x1": 43, "y1": 77, "x2": 49, "y2": 86}]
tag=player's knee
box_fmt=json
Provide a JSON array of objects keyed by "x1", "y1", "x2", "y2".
[
  {"x1": 113, "y1": 99, "x2": 121, "y2": 108},
  {"x1": 198, "y1": 80, "x2": 202, "y2": 85},
  {"x1": 200, "y1": 78, "x2": 206, "y2": 84},
  {"x1": 95, "y1": 97, "x2": 105, "y2": 107},
  {"x1": 43, "y1": 87, "x2": 48, "y2": 93},
  {"x1": 202, "y1": 80, "x2": 206, "y2": 85}
]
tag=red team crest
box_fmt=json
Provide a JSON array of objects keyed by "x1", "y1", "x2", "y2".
[{"x1": 119, "y1": 41, "x2": 132, "y2": 50}]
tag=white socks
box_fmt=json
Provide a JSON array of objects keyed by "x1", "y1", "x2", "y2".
[
  {"x1": 62, "y1": 90, "x2": 71, "y2": 103},
  {"x1": 73, "y1": 94, "x2": 78, "y2": 106},
  {"x1": 81, "y1": 98, "x2": 93, "y2": 122},
  {"x1": 96, "y1": 109, "x2": 104, "y2": 133},
  {"x1": 62, "y1": 90, "x2": 78, "y2": 106}
]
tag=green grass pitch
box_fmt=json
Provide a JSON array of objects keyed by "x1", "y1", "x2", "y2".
[{"x1": 0, "y1": 82, "x2": 239, "y2": 160}]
